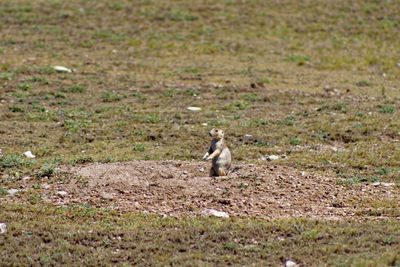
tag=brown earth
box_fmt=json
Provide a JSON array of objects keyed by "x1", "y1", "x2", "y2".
[{"x1": 23, "y1": 160, "x2": 398, "y2": 221}]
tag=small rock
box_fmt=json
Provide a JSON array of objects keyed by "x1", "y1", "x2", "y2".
[
  {"x1": 382, "y1": 73, "x2": 386, "y2": 78},
  {"x1": 187, "y1": 106, "x2": 201, "y2": 111},
  {"x1": 330, "y1": 146, "x2": 338, "y2": 152},
  {"x1": 285, "y1": 260, "x2": 298, "y2": 267},
  {"x1": 244, "y1": 134, "x2": 253, "y2": 138},
  {"x1": 79, "y1": 8, "x2": 85, "y2": 12},
  {"x1": 397, "y1": 62, "x2": 400, "y2": 67},
  {"x1": 7, "y1": 189, "x2": 20, "y2": 195},
  {"x1": 381, "y1": 182, "x2": 395, "y2": 187},
  {"x1": 100, "y1": 192, "x2": 114, "y2": 200},
  {"x1": 209, "y1": 83, "x2": 222, "y2": 88},
  {"x1": 53, "y1": 66, "x2": 72, "y2": 73},
  {"x1": 22, "y1": 151, "x2": 36, "y2": 158},
  {"x1": 199, "y1": 167, "x2": 205, "y2": 172},
  {"x1": 267, "y1": 155, "x2": 280, "y2": 161},
  {"x1": 0, "y1": 223, "x2": 6, "y2": 234},
  {"x1": 0, "y1": 149, "x2": 2, "y2": 156},
  {"x1": 56, "y1": 191, "x2": 68, "y2": 197},
  {"x1": 201, "y1": 123, "x2": 208, "y2": 126},
  {"x1": 42, "y1": 183, "x2": 50, "y2": 189},
  {"x1": 201, "y1": 209, "x2": 229, "y2": 218}
]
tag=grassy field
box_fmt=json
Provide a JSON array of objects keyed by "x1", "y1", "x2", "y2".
[{"x1": 1, "y1": 0, "x2": 400, "y2": 265}]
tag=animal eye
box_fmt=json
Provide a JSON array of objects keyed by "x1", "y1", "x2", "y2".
[{"x1": 215, "y1": 129, "x2": 218, "y2": 132}]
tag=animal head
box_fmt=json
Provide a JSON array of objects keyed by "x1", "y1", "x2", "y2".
[{"x1": 209, "y1": 128, "x2": 224, "y2": 140}]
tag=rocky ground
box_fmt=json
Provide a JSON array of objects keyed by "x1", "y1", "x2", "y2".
[{"x1": 14, "y1": 160, "x2": 395, "y2": 220}]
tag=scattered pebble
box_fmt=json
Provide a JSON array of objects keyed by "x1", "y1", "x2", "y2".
[
  {"x1": 267, "y1": 155, "x2": 280, "y2": 161},
  {"x1": 330, "y1": 146, "x2": 338, "y2": 152},
  {"x1": 372, "y1": 182, "x2": 395, "y2": 187},
  {"x1": 323, "y1": 85, "x2": 332, "y2": 92},
  {"x1": 201, "y1": 123, "x2": 208, "y2": 126},
  {"x1": 56, "y1": 191, "x2": 68, "y2": 197},
  {"x1": 42, "y1": 183, "x2": 50, "y2": 189},
  {"x1": 22, "y1": 151, "x2": 36, "y2": 158},
  {"x1": 187, "y1": 106, "x2": 201, "y2": 111},
  {"x1": 0, "y1": 223, "x2": 6, "y2": 234},
  {"x1": 244, "y1": 134, "x2": 253, "y2": 138},
  {"x1": 7, "y1": 189, "x2": 20, "y2": 195},
  {"x1": 397, "y1": 62, "x2": 400, "y2": 67},
  {"x1": 323, "y1": 86, "x2": 339, "y2": 94},
  {"x1": 285, "y1": 260, "x2": 298, "y2": 267},
  {"x1": 100, "y1": 192, "x2": 114, "y2": 200},
  {"x1": 382, "y1": 182, "x2": 395, "y2": 187},
  {"x1": 209, "y1": 83, "x2": 222, "y2": 88},
  {"x1": 201, "y1": 209, "x2": 229, "y2": 218},
  {"x1": 199, "y1": 167, "x2": 205, "y2": 172},
  {"x1": 0, "y1": 149, "x2": 2, "y2": 156},
  {"x1": 53, "y1": 66, "x2": 72, "y2": 73}
]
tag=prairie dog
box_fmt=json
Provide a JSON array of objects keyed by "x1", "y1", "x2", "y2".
[{"x1": 202, "y1": 128, "x2": 231, "y2": 176}]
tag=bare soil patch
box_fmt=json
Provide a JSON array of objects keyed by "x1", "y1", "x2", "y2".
[{"x1": 36, "y1": 161, "x2": 399, "y2": 220}]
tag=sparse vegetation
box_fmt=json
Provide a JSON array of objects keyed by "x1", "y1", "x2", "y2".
[
  {"x1": 37, "y1": 162, "x2": 57, "y2": 177},
  {"x1": 62, "y1": 85, "x2": 87, "y2": 93},
  {"x1": 1, "y1": 0, "x2": 400, "y2": 265},
  {"x1": 102, "y1": 91, "x2": 121, "y2": 102}
]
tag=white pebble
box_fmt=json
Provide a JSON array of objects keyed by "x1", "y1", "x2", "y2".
[
  {"x1": 0, "y1": 223, "x2": 6, "y2": 234},
  {"x1": 267, "y1": 155, "x2": 280, "y2": 161},
  {"x1": 7, "y1": 189, "x2": 20, "y2": 195},
  {"x1": 22, "y1": 151, "x2": 36, "y2": 158},
  {"x1": 285, "y1": 260, "x2": 298, "y2": 267},
  {"x1": 201, "y1": 209, "x2": 229, "y2": 218},
  {"x1": 53, "y1": 66, "x2": 72, "y2": 73},
  {"x1": 187, "y1": 106, "x2": 201, "y2": 111}
]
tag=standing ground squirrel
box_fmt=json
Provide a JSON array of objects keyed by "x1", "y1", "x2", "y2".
[{"x1": 202, "y1": 128, "x2": 231, "y2": 176}]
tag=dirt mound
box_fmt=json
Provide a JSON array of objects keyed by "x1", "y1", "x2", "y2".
[{"x1": 38, "y1": 160, "x2": 399, "y2": 220}]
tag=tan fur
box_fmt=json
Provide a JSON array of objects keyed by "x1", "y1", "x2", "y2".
[{"x1": 202, "y1": 128, "x2": 231, "y2": 176}]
